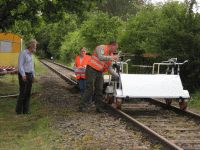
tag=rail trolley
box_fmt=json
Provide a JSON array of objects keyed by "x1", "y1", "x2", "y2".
[
  {"x1": 104, "y1": 57, "x2": 190, "y2": 110},
  {"x1": 0, "y1": 32, "x2": 22, "y2": 75}
]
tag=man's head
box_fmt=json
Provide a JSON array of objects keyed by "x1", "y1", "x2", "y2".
[
  {"x1": 27, "y1": 39, "x2": 38, "y2": 53},
  {"x1": 80, "y1": 47, "x2": 87, "y2": 57},
  {"x1": 109, "y1": 41, "x2": 118, "y2": 53}
]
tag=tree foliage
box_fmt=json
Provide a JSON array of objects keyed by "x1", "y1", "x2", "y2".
[
  {"x1": 0, "y1": 0, "x2": 43, "y2": 31},
  {"x1": 60, "y1": 12, "x2": 123, "y2": 62},
  {"x1": 119, "y1": 5, "x2": 161, "y2": 54},
  {"x1": 97, "y1": 0, "x2": 146, "y2": 20},
  {"x1": 80, "y1": 12, "x2": 123, "y2": 49},
  {"x1": 0, "y1": 0, "x2": 100, "y2": 31},
  {"x1": 41, "y1": 0, "x2": 99, "y2": 23},
  {"x1": 36, "y1": 13, "x2": 78, "y2": 59},
  {"x1": 119, "y1": 1, "x2": 200, "y2": 90},
  {"x1": 60, "y1": 30, "x2": 84, "y2": 63}
]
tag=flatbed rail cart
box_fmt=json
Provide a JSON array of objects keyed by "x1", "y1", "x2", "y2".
[{"x1": 104, "y1": 57, "x2": 190, "y2": 110}]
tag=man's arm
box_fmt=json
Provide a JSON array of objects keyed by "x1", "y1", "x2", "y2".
[
  {"x1": 108, "y1": 65, "x2": 119, "y2": 78},
  {"x1": 96, "y1": 45, "x2": 113, "y2": 61},
  {"x1": 96, "y1": 45, "x2": 119, "y2": 61},
  {"x1": 18, "y1": 52, "x2": 25, "y2": 77}
]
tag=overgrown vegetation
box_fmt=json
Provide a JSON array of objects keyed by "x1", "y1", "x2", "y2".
[
  {"x1": 60, "y1": 12, "x2": 123, "y2": 63},
  {"x1": 189, "y1": 90, "x2": 200, "y2": 109},
  {"x1": 0, "y1": 96, "x2": 55, "y2": 150}
]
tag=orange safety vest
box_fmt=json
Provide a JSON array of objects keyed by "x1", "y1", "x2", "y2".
[
  {"x1": 74, "y1": 55, "x2": 91, "y2": 79},
  {"x1": 87, "y1": 45, "x2": 112, "y2": 72}
]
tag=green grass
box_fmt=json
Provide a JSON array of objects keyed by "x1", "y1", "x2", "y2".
[
  {"x1": 0, "y1": 58, "x2": 59, "y2": 150},
  {"x1": 0, "y1": 97, "x2": 54, "y2": 150},
  {"x1": 34, "y1": 56, "x2": 47, "y2": 75},
  {"x1": 0, "y1": 56, "x2": 45, "y2": 95},
  {"x1": 0, "y1": 74, "x2": 40, "y2": 96},
  {"x1": 189, "y1": 89, "x2": 200, "y2": 109},
  {"x1": 0, "y1": 74, "x2": 19, "y2": 95}
]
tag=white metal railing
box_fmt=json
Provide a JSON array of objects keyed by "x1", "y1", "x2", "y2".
[{"x1": 152, "y1": 58, "x2": 188, "y2": 74}]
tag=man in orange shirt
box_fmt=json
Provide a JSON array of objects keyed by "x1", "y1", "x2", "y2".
[{"x1": 74, "y1": 47, "x2": 91, "y2": 96}]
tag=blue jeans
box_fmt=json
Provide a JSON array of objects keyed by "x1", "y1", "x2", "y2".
[{"x1": 78, "y1": 79, "x2": 86, "y2": 96}]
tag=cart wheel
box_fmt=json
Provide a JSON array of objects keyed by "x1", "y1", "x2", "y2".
[
  {"x1": 179, "y1": 99, "x2": 187, "y2": 110},
  {"x1": 105, "y1": 94, "x2": 114, "y2": 104},
  {"x1": 111, "y1": 98, "x2": 122, "y2": 109},
  {"x1": 165, "y1": 99, "x2": 172, "y2": 105},
  {"x1": 115, "y1": 98, "x2": 122, "y2": 110}
]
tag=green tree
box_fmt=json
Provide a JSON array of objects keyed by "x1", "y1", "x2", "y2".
[
  {"x1": 0, "y1": 0, "x2": 43, "y2": 31},
  {"x1": 97, "y1": 0, "x2": 145, "y2": 19},
  {"x1": 0, "y1": 0, "x2": 100, "y2": 31},
  {"x1": 119, "y1": 5, "x2": 161, "y2": 54},
  {"x1": 80, "y1": 12, "x2": 123, "y2": 49},
  {"x1": 119, "y1": 1, "x2": 200, "y2": 90},
  {"x1": 60, "y1": 30, "x2": 84, "y2": 63},
  {"x1": 60, "y1": 11, "x2": 123, "y2": 62},
  {"x1": 36, "y1": 13, "x2": 78, "y2": 59}
]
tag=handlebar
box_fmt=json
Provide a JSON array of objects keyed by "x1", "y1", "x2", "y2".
[
  {"x1": 161, "y1": 58, "x2": 188, "y2": 65},
  {"x1": 153, "y1": 58, "x2": 189, "y2": 74}
]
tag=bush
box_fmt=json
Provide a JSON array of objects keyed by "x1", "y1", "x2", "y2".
[
  {"x1": 80, "y1": 11, "x2": 123, "y2": 49},
  {"x1": 36, "y1": 13, "x2": 78, "y2": 59},
  {"x1": 60, "y1": 11, "x2": 124, "y2": 64},
  {"x1": 60, "y1": 30, "x2": 85, "y2": 64}
]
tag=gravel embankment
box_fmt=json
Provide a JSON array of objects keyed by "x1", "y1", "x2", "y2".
[{"x1": 39, "y1": 68, "x2": 162, "y2": 150}]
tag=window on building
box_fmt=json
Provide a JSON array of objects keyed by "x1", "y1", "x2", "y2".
[{"x1": 0, "y1": 41, "x2": 12, "y2": 52}]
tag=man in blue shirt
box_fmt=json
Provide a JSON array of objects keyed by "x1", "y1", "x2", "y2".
[{"x1": 16, "y1": 39, "x2": 37, "y2": 114}]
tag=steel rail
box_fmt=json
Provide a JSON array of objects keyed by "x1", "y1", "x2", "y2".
[
  {"x1": 118, "y1": 99, "x2": 200, "y2": 149},
  {"x1": 44, "y1": 59, "x2": 74, "y2": 71},
  {"x1": 148, "y1": 98, "x2": 200, "y2": 120},
  {"x1": 40, "y1": 59, "x2": 77, "y2": 85},
  {"x1": 106, "y1": 104, "x2": 182, "y2": 150}
]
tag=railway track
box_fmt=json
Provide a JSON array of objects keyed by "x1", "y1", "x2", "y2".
[
  {"x1": 115, "y1": 100, "x2": 200, "y2": 150},
  {"x1": 40, "y1": 59, "x2": 200, "y2": 150},
  {"x1": 40, "y1": 59, "x2": 77, "y2": 85}
]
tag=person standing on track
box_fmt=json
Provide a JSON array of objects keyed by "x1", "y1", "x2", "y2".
[
  {"x1": 74, "y1": 47, "x2": 91, "y2": 96},
  {"x1": 16, "y1": 39, "x2": 37, "y2": 114},
  {"x1": 79, "y1": 41, "x2": 119, "y2": 113}
]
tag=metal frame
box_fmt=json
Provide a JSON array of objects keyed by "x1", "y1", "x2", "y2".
[{"x1": 105, "y1": 57, "x2": 190, "y2": 101}]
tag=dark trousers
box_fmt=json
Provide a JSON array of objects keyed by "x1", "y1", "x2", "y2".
[
  {"x1": 16, "y1": 73, "x2": 33, "y2": 114},
  {"x1": 78, "y1": 79, "x2": 86, "y2": 96},
  {"x1": 80, "y1": 66, "x2": 104, "y2": 109}
]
